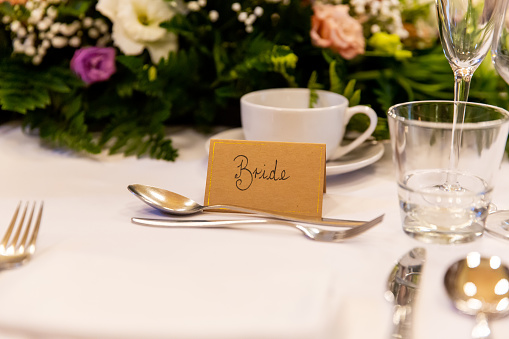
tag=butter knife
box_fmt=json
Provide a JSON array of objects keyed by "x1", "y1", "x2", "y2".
[{"x1": 385, "y1": 247, "x2": 426, "y2": 339}]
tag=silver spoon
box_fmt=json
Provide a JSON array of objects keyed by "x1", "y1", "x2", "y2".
[
  {"x1": 127, "y1": 184, "x2": 383, "y2": 228},
  {"x1": 444, "y1": 252, "x2": 509, "y2": 339}
]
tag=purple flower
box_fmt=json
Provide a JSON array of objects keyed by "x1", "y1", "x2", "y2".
[{"x1": 70, "y1": 47, "x2": 116, "y2": 84}]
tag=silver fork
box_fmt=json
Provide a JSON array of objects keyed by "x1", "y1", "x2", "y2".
[
  {"x1": 131, "y1": 214, "x2": 384, "y2": 242},
  {"x1": 0, "y1": 201, "x2": 43, "y2": 269}
]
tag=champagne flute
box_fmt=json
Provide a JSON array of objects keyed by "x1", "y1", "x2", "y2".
[
  {"x1": 484, "y1": 0, "x2": 509, "y2": 239},
  {"x1": 492, "y1": 0, "x2": 509, "y2": 84},
  {"x1": 435, "y1": 0, "x2": 502, "y2": 190}
]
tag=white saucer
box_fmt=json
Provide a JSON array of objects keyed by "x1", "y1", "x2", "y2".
[{"x1": 205, "y1": 128, "x2": 385, "y2": 176}]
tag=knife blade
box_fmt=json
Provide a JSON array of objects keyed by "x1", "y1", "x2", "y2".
[{"x1": 385, "y1": 247, "x2": 426, "y2": 339}]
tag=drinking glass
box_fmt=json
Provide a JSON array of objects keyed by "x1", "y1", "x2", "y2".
[
  {"x1": 436, "y1": 0, "x2": 504, "y2": 188},
  {"x1": 388, "y1": 101, "x2": 509, "y2": 244}
]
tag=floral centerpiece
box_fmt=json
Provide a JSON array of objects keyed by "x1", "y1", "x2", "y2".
[{"x1": 0, "y1": 0, "x2": 508, "y2": 160}]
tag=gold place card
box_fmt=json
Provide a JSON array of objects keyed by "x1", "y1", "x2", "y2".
[{"x1": 205, "y1": 139, "x2": 326, "y2": 219}]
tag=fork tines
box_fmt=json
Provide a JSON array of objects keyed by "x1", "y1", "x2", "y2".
[{"x1": 1, "y1": 201, "x2": 44, "y2": 255}]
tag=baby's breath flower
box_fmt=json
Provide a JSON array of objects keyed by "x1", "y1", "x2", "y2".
[
  {"x1": 254, "y1": 6, "x2": 263, "y2": 16},
  {"x1": 238, "y1": 11, "x2": 247, "y2": 22},
  {"x1": 88, "y1": 27, "x2": 99, "y2": 39},
  {"x1": 82, "y1": 17, "x2": 93, "y2": 28},
  {"x1": 69, "y1": 36, "x2": 81, "y2": 47},
  {"x1": 209, "y1": 10, "x2": 219, "y2": 22},
  {"x1": 232, "y1": 2, "x2": 241, "y2": 12},
  {"x1": 51, "y1": 35, "x2": 67, "y2": 48},
  {"x1": 4, "y1": 0, "x2": 112, "y2": 65},
  {"x1": 187, "y1": 1, "x2": 200, "y2": 11}
]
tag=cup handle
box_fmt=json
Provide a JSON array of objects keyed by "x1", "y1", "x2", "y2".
[{"x1": 330, "y1": 105, "x2": 378, "y2": 160}]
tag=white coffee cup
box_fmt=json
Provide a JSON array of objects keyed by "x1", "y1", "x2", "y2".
[{"x1": 240, "y1": 88, "x2": 378, "y2": 160}]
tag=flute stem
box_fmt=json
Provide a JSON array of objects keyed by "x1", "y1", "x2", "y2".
[{"x1": 444, "y1": 68, "x2": 473, "y2": 191}]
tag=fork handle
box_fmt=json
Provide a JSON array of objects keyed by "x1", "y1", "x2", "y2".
[
  {"x1": 131, "y1": 218, "x2": 274, "y2": 228},
  {"x1": 203, "y1": 204, "x2": 364, "y2": 227}
]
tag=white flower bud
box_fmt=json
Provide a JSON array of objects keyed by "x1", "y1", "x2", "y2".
[
  {"x1": 60, "y1": 22, "x2": 80, "y2": 36},
  {"x1": 26, "y1": 32, "x2": 36, "y2": 43},
  {"x1": 37, "y1": 19, "x2": 51, "y2": 31},
  {"x1": 88, "y1": 28, "x2": 99, "y2": 39},
  {"x1": 10, "y1": 20, "x2": 21, "y2": 32},
  {"x1": 2, "y1": 16, "x2": 11, "y2": 25},
  {"x1": 25, "y1": 45, "x2": 36, "y2": 56},
  {"x1": 95, "y1": 19, "x2": 109, "y2": 34},
  {"x1": 37, "y1": 45, "x2": 47, "y2": 56},
  {"x1": 209, "y1": 10, "x2": 219, "y2": 22},
  {"x1": 13, "y1": 39, "x2": 24, "y2": 53},
  {"x1": 198, "y1": 0, "x2": 206, "y2": 7},
  {"x1": 17, "y1": 26, "x2": 27, "y2": 38},
  {"x1": 30, "y1": 8, "x2": 44, "y2": 23},
  {"x1": 96, "y1": 35, "x2": 110, "y2": 47},
  {"x1": 69, "y1": 36, "x2": 81, "y2": 47},
  {"x1": 187, "y1": 1, "x2": 200, "y2": 11},
  {"x1": 245, "y1": 14, "x2": 256, "y2": 25},
  {"x1": 41, "y1": 39, "x2": 51, "y2": 49},
  {"x1": 50, "y1": 22, "x2": 60, "y2": 33},
  {"x1": 51, "y1": 36, "x2": 68, "y2": 48},
  {"x1": 32, "y1": 55, "x2": 43, "y2": 65},
  {"x1": 238, "y1": 12, "x2": 247, "y2": 22},
  {"x1": 245, "y1": 25, "x2": 253, "y2": 33},
  {"x1": 232, "y1": 2, "x2": 241, "y2": 12},
  {"x1": 254, "y1": 6, "x2": 263, "y2": 17},
  {"x1": 47, "y1": 6, "x2": 58, "y2": 19},
  {"x1": 83, "y1": 17, "x2": 93, "y2": 28}
]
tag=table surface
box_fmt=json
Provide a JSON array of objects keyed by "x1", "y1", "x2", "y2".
[{"x1": 1, "y1": 123, "x2": 509, "y2": 339}]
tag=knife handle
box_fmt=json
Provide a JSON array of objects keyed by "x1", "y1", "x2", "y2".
[{"x1": 391, "y1": 305, "x2": 413, "y2": 339}]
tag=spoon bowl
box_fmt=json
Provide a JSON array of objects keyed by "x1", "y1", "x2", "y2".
[
  {"x1": 444, "y1": 252, "x2": 509, "y2": 338},
  {"x1": 127, "y1": 184, "x2": 383, "y2": 228},
  {"x1": 128, "y1": 184, "x2": 203, "y2": 215}
]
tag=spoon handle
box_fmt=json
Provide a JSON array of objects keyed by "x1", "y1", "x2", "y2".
[{"x1": 203, "y1": 204, "x2": 369, "y2": 227}]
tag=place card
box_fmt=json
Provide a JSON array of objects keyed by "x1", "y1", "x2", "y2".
[{"x1": 205, "y1": 139, "x2": 326, "y2": 219}]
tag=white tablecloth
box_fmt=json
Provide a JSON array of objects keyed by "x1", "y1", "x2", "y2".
[{"x1": 0, "y1": 123, "x2": 509, "y2": 339}]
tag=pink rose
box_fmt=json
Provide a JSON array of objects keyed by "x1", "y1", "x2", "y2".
[{"x1": 310, "y1": 3, "x2": 365, "y2": 60}]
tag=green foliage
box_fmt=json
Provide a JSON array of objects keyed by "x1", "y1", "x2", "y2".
[{"x1": 0, "y1": 60, "x2": 77, "y2": 114}]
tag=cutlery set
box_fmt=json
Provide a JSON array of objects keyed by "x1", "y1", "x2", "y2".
[{"x1": 127, "y1": 183, "x2": 385, "y2": 241}]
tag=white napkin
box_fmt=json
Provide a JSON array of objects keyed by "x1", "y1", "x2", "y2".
[{"x1": 0, "y1": 223, "x2": 346, "y2": 339}]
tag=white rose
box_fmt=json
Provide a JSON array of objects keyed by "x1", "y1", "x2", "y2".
[{"x1": 96, "y1": 0, "x2": 178, "y2": 63}]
